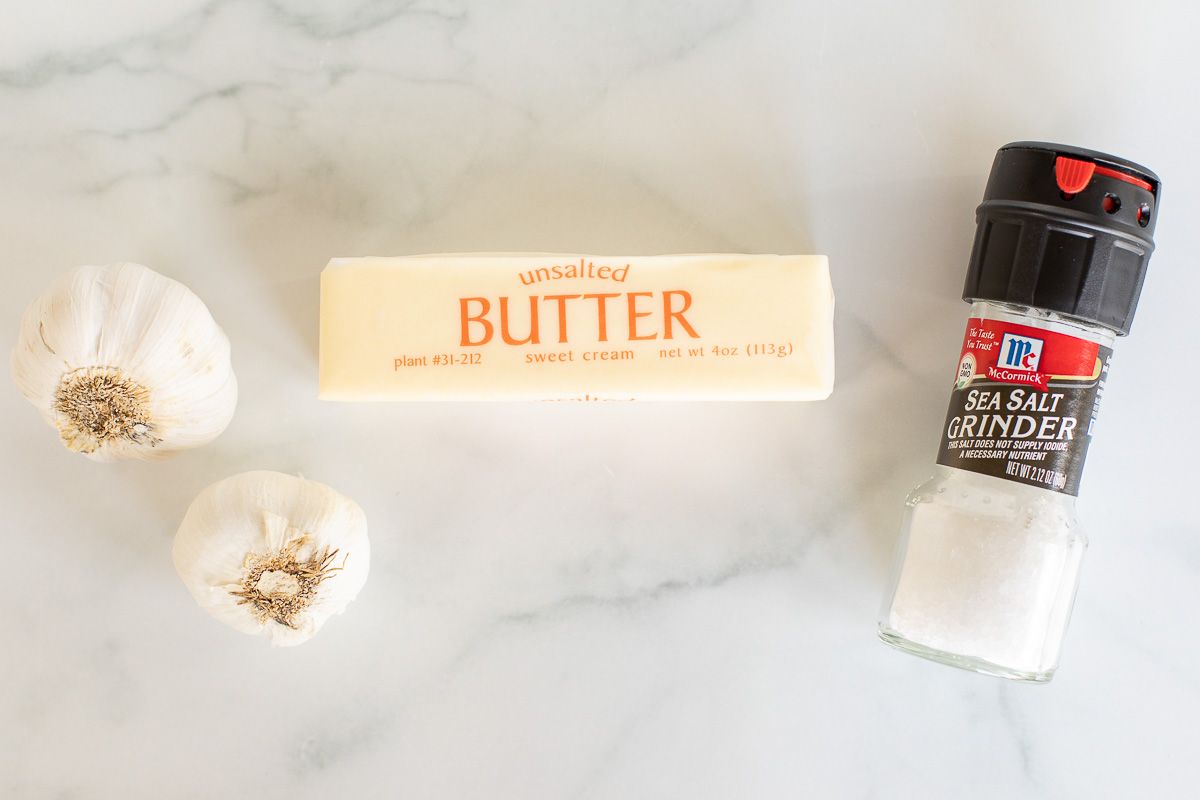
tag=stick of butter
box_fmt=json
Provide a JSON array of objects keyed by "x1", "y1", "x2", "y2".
[{"x1": 319, "y1": 254, "x2": 834, "y2": 401}]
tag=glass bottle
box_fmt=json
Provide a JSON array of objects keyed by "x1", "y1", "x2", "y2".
[{"x1": 879, "y1": 143, "x2": 1161, "y2": 682}]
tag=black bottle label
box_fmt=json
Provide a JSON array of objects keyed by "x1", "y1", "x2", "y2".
[{"x1": 935, "y1": 318, "x2": 1110, "y2": 496}]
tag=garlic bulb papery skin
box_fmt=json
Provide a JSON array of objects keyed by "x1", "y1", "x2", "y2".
[
  {"x1": 172, "y1": 471, "x2": 370, "y2": 646},
  {"x1": 11, "y1": 263, "x2": 237, "y2": 461}
]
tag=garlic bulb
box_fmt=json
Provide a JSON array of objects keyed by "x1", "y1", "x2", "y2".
[
  {"x1": 172, "y1": 471, "x2": 370, "y2": 646},
  {"x1": 11, "y1": 262, "x2": 237, "y2": 460}
]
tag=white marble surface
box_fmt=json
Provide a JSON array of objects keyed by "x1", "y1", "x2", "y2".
[{"x1": 2, "y1": 1, "x2": 1198, "y2": 797}]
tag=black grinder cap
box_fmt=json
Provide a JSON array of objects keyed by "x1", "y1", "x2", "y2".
[{"x1": 964, "y1": 141, "x2": 1160, "y2": 335}]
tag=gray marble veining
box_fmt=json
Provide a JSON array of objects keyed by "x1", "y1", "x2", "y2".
[{"x1": 1, "y1": 1, "x2": 1197, "y2": 797}]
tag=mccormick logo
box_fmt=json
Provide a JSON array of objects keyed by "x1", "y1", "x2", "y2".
[
  {"x1": 989, "y1": 332, "x2": 1049, "y2": 390},
  {"x1": 998, "y1": 333, "x2": 1043, "y2": 371}
]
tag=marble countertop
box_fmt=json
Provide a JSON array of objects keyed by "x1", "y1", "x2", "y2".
[{"x1": 2, "y1": 1, "x2": 1198, "y2": 797}]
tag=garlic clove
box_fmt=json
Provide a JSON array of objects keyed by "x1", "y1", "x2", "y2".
[
  {"x1": 172, "y1": 471, "x2": 370, "y2": 646},
  {"x1": 11, "y1": 262, "x2": 237, "y2": 460}
]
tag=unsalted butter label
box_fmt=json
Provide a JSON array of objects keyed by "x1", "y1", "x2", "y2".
[{"x1": 319, "y1": 254, "x2": 835, "y2": 401}]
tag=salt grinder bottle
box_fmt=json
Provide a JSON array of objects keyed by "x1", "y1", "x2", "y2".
[{"x1": 879, "y1": 142, "x2": 1161, "y2": 682}]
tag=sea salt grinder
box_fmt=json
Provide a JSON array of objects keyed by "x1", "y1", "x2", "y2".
[{"x1": 879, "y1": 142, "x2": 1161, "y2": 682}]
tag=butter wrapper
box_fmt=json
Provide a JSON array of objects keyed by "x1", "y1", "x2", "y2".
[{"x1": 319, "y1": 253, "x2": 834, "y2": 401}]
